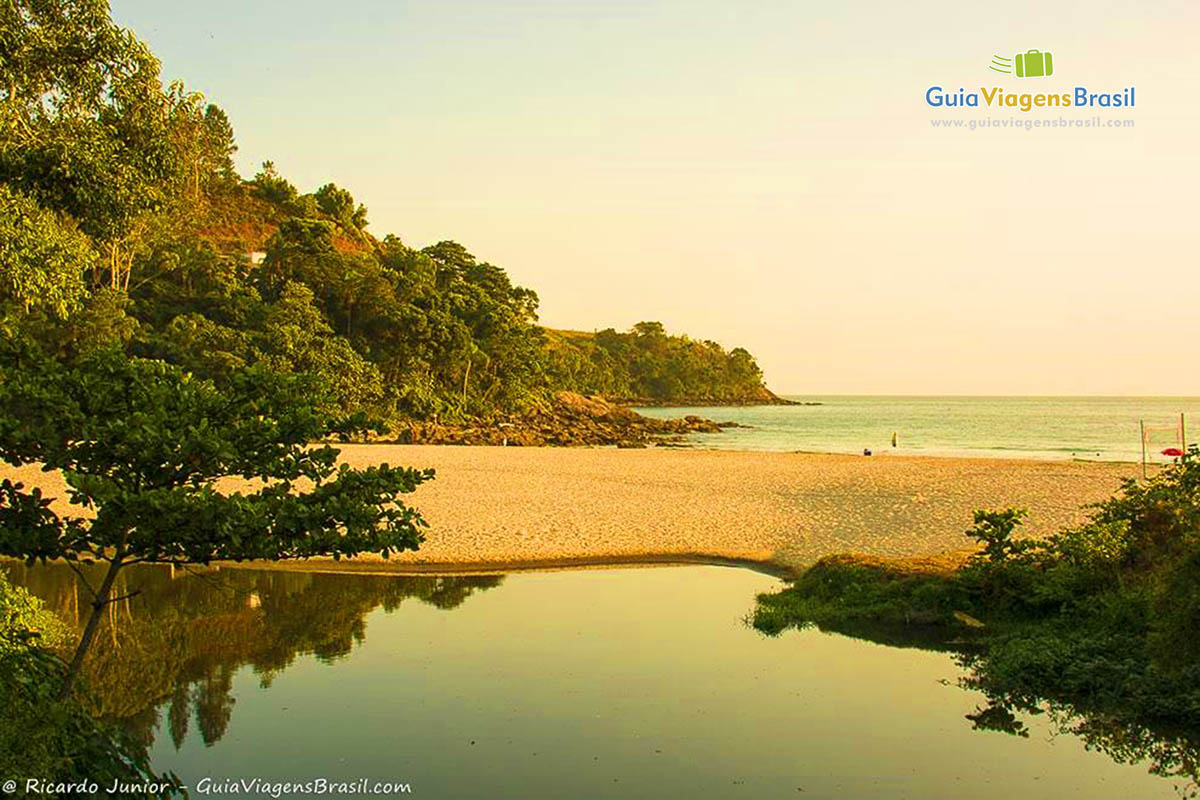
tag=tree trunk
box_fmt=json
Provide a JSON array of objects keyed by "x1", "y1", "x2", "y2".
[
  {"x1": 59, "y1": 555, "x2": 123, "y2": 700},
  {"x1": 462, "y1": 358, "x2": 471, "y2": 404}
]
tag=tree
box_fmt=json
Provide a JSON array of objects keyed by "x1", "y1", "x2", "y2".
[
  {"x1": 314, "y1": 182, "x2": 367, "y2": 231},
  {"x1": 0, "y1": 184, "x2": 91, "y2": 318},
  {"x1": 163, "y1": 84, "x2": 238, "y2": 205},
  {"x1": 257, "y1": 282, "x2": 385, "y2": 415},
  {"x1": 251, "y1": 161, "x2": 299, "y2": 208},
  {"x1": 0, "y1": 344, "x2": 434, "y2": 697},
  {"x1": 0, "y1": 0, "x2": 201, "y2": 290}
]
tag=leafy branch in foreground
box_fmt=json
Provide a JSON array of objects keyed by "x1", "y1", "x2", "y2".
[{"x1": 0, "y1": 344, "x2": 433, "y2": 697}]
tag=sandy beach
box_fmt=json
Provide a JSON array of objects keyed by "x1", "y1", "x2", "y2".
[{"x1": 2, "y1": 446, "x2": 1138, "y2": 573}]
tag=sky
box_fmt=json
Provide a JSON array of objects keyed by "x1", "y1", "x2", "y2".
[{"x1": 111, "y1": 0, "x2": 1200, "y2": 395}]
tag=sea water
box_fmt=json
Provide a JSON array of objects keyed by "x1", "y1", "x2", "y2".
[{"x1": 636, "y1": 396, "x2": 1198, "y2": 462}]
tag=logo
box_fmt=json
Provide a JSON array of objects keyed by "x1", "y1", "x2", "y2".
[
  {"x1": 990, "y1": 50, "x2": 1054, "y2": 78},
  {"x1": 925, "y1": 48, "x2": 1134, "y2": 113}
]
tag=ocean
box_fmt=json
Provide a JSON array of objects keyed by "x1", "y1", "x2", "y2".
[{"x1": 636, "y1": 396, "x2": 1199, "y2": 462}]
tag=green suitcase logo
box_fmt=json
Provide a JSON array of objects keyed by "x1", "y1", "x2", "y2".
[
  {"x1": 989, "y1": 49, "x2": 1054, "y2": 77},
  {"x1": 1015, "y1": 49, "x2": 1053, "y2": 77}
]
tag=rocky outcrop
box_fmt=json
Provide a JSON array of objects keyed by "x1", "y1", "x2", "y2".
[
  {"x1": 391, "y1": 392, "x2": 739, "y2": 447},
  {"x1": 606, "y1": 388, "x2": 818, "y2": 407}
]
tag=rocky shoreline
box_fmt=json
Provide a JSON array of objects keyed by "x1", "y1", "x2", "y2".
[
  {"x1": 620, "y1": 397, "x2": 822, "y2": 408},
  {"x1": 391, "y1": 392, "x2": 740, "y2": 448},
  {"x1": 609, "y1": 388, "x2": 817, "y2": 408}
]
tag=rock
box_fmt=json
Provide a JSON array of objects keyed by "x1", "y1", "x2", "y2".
[{"x1": 389, "y1": 391, "x2": 728, "y2": 448}]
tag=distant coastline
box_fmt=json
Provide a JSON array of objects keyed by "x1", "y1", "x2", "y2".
[{"x1": 619, "y1": 389, "x2": 819, "y2": 408}]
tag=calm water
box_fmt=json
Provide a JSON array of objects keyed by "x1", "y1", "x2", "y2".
[
  {"x1": 5, "y1": 562, "x2": 1194, "y2": 799},
  {"x1": 637, "y1": 396, "x2": 1199, "y2": 462}
]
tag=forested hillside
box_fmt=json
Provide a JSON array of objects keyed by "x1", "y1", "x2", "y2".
[
  {"x1": 543, "y1": 326, "x2": 782, "y2": 406},
  {"x1": 0, "y1": 2, "x2": 782, "y2": 423}
]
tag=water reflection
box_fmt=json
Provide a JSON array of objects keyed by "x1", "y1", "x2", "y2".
[
  {"x1": 783, "y1": 615, "x2": 1200, "y2": 796},
  {"x1": 962, "y1": 694, "x2": 1200, "y2": 795},
  {"x1": 4, "y1": 562, "x2": 1196, "y2": 798},
  {"x1": 1, "y1": 562, "x2": 501, "y2": 749}
]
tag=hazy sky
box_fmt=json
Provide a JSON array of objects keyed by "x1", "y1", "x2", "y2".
[{"x1": 111, "y1": 0, "x2": 1200, "y2": 395}]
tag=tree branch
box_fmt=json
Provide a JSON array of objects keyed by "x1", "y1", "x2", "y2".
[
  {"x1": 103, "y1": 589, "x2": 141, "y2": 606},
  {"x1": 65, "y1": 560, "x2": 99, "y2": 601}
]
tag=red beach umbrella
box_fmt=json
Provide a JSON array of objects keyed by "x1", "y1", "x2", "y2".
[{"x1": 1161, "y1": 447, "x2": 1184, "y2": 457}]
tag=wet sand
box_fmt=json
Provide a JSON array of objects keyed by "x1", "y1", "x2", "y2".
[{"x1": 2, "y1": 446, "x2": 1137, "y2": 573}]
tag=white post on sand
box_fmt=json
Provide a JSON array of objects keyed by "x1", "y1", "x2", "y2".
[
  {"x1": 1140, "y1": 419, "x2": 1147, "y2": 480},
  {"x1": 1183, "y1": 413, "x2": 1189, "y2": 453}
]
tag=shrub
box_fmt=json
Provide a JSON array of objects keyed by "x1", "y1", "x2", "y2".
[
  {"x1": 1150, "y1": 548, "x2": 1200, "y2": 671},
  {"x1": 0, "y1": 573, "x2": 181, "y2": 795},
  {"x1": 0, "y1": 571, "x2": 70, "y2": 654}
]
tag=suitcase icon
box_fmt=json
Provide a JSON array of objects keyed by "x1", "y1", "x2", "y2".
[{"x1": 1014, "y1": 49, "x2": 1053, "y2": 78}]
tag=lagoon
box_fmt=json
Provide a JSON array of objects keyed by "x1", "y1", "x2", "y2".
[{"x1": 4, "y1": 563, "x2": 1190, "y2": 799}]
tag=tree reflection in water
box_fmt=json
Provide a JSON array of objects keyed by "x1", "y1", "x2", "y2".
[
  {"x1": 1, "y1": 562, "x2": 502, "y2": 749},
  {"x1": 961, "y1": 680, "x2": 1200, "y2": 798},
  {"x1": 785, "y1": 616, "x2": 1200, "y2": 798},
  {"x1": 7, "y1": 560, "x2": 1196, "y2": 797}
]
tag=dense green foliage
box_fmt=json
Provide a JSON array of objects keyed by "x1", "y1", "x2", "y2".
[
  {"x1": 0, "y1": 347, "x2": 432, "y2": 565},
  {"x1": 542, "y1": 323, "x2": 770, "y2": 404},
  {"x1": 1, "y1": 572, "x2": 182, "y2": 796},
  {"x1": 0, "y1": 0, "x2": 775, "y2": 424},
  {"x1": 1, "y1": 566, "x2": 68, "y2": 653},
  {"x1": 0, "y1": 344, "x2": 433, "y2": 697},
  {"x1": 0, "y1": 184, "x2": 91, "y2": 317},
  {"x1": 754, "y1": 449, "x2": 1200, "y2": 757}
]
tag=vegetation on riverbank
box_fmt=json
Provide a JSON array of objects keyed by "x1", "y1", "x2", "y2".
[
  {"x1": 0, "y1": 572, "x2": 183, "y2": 796},
  {"x1": 754, "y1": 448, "x2": 1200, "y2": 762}
]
